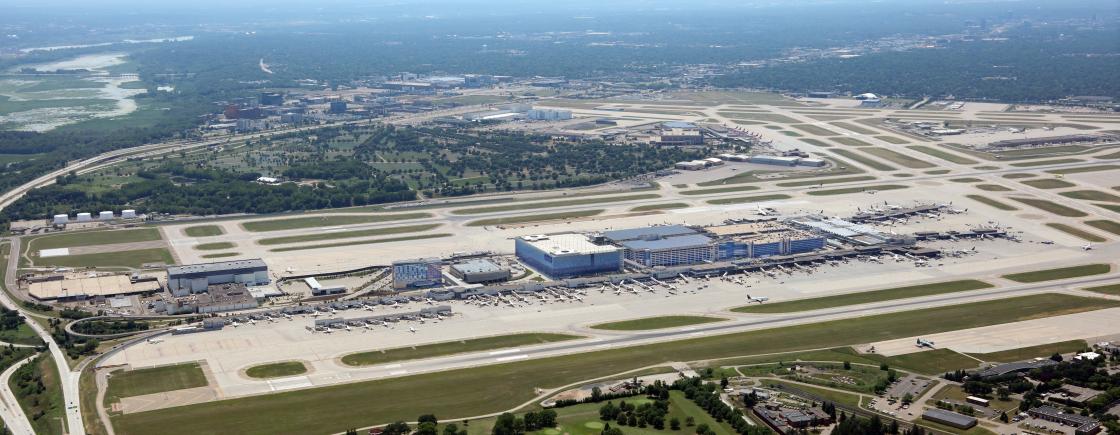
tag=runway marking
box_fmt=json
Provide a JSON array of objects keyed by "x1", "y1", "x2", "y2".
[
  {"x1": 495, "y1": 354, "x2": 528, "y2": 362},
  {"x1": 378, "y1": 364, "x2": 402, "y2": 370},
  {"x1": 389, "y1": 369, "x2": 409, "y2": 376},
  {"x1": 489, "y1": 348, "x2": 522, "y2": 356},
  {"x1": 266, "y1": 376, "x2": 312, "y2": 392}
]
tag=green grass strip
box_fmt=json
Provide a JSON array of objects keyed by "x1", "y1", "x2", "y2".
[
  {"x1": 341, "y1": 333, "x2": 582, "y2": 366},
  {"x1": 466, "y1": 210, "x2": 604, "y2": 227},
  {"x1": 241, "y1": 213, "x2": 432, "y2": 232},
  {"x1": 268, "y1": 233, "x2": 452, "y2": 252},
  {"x1": 1002, "y1": 264, "x2": 1111, "y2": 283},
  {"x1": 590, "y1": 316, "x2": 726, "y2": 331},
  {"x1": 258, "y1": 224, "x2": 441, "y2": 246},
  {"x1": 805, "y1": 185, "x2": 908, "y2": 196},
  {"x1": 705, "y1": 194, "x2": 791, "y2": 205},
  {"x1": 733, "y1": 280, "x2": 992, "y2": 313},
  {"x1": 452, "y1": 194, "x2": 660, "y2": 215}
]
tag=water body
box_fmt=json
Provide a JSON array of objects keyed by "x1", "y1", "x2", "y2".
[{"x1": 0, "y1": 53, "x2": 145, "y2": 131}]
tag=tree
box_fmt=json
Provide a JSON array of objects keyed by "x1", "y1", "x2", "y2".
[
  {"x1": 384, "y1": 422, "x2": 411, "y2": 435},
  {"x1": 539, "y1": 409, "x2": 557, "y2": 428},
  {"x1": 418, "y1": 414, "x2": 439, "y2": 425},
  {"x1": 684, "y1": 416, "x2": 695, "y2": 427},
  {"x1": 345, "y1": 429, "x2": 358, "y2": 435},
  {"x1": 670, "y1": 417, "x2": 681, "y2": 430},
  {"x1": 880, "y1": 363, "x2": 889, "y2": 371},
  {"x1": 843, "y1": 361, "x2": 852, "y2": 370},
  {"x1": 492, "y1": 413, "x2": 523, "y2": 435},
  {"x1": 443, "y1": 424, "x2": 460, "y2": 435},
  {"x1": 417, "y1": 422, "x2": 438, "y2": 435},
  {"x1": 997, "y1": 387, "x2": 1010, "y2": 401},
  {"x1": 999, "y1": 411, "x2": 1009, "y2": 423},
  {"x1": 902, "y1": 393, "x2": 914, "y2": 404},
  {"x1": 1051, "y1": 353, "x2": 1064, "y2": 362},
  {"x1": 719, "y1": 376, "x2": 729, "y2": 389}
]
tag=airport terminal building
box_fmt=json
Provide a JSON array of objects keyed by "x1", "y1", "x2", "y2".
[
  {"x1": 515, "y1": 234, "x2": 623, "y2": 278},
  {"x1": 392, "y1": 258, "x2": 444, "y2": 289},
  {"x1": 167, "y1": 259, "x2": 270, "y2": 296}
]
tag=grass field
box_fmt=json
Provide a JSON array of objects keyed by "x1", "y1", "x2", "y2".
[
  {"x1": 466, "y1": 210, "x2": 604, "y2": 227},
  {"x1": 828, "y1": 121, "x2": 877, "y2": 135},
  {"x1": 1020, "y1": 179, "x2": 1075, "y2": 189},
  {"x1": 1002, "y1": 173, "x2": 1037, "y2": 179},
  {"x1": 1009, "y1": 158, "x2": 1083, "y2": 167},
  {"x1": 0, "y1": 322, "x2": 45, "y2": 346},
  {"x1": 1086, "y1": 220, "x2": 1120, "y2": 236},
  {"x1": 106, "y1": 363, "x2": 208, "y2": 401},
  {"x1": 950, "y1": 178, "x2": 983, "y2": 183},
  {"x1": 831, "y1": 137, "x2": 873, "y2": 147},
  {"x1": 183, "y1": 225, "x2": 224, "y2": 237},
  {"x1": 241, "y1": 213, "x2": 432, "y2": 232},
  {"x1": 859, "y1": 148, "x2": 937, "y2": 169},
  {"x1": 26, "y1": 228, "x2": 161, "y2": 251},
  {"x1": 975, "y1": 184, "x2": 1012, "y2": 192},
  {"x1": 966, "y1": 194, "x2": 1018, "y2": 211},
  {"x1": 1047, "y1": 223, "x2": 1107, "y2": 242},
  {"x1": 679, "y1": 186, "x2": 759, "y2": 196},
  {"x1": 705, "y1": 194, "x2": 791, "y2": 205},
  {"x1": 258, "y1": 223, "x2": 441, "y2": 246},
  {"x1": 732, "y1": 280, "x2": 992, "y2": 314},
  {"x1": 696, "y1": 156, "x2": 864, "y2": 186},
  {"x1": 805, "y1": 185, "x2": 908, "y2": 196},
  {"x1": 880, "y1": 349, "x2": 980, "y2": 375},
  {"x1": 245, "y1": 362, "x2": 308, "y2": 379},
  {"x1": 268, "y1": 233, "x2": 452, "y2": 252},
  {"x1": 775, "y1": 175, "x2": 876, "y2": 187},
  {"x1": 451, "y1": 194, "x2": 660, "y2": 215},
  {"x1": 1002, "y1": 264, "x2": 1111, "y2": 283},
  {"x1": 830, "y1": 149, "x2": 896, "y2": 171},
  {"x1": 1046, "y1": 165, "x2": 1120, "y2": 175},
  {"x1": 111, "y1": 294, "x2": 1118, "y2": 435},
  {"x1": 1008, "y1": 197, "x2": 1088, "y2": 217},
  {"x1": 590, "y1": 316, "x2": 726, "y2": 331},
  {"x1": 1096, "y1": 203, "x2": 1120, "y2": 213},
  {"x1": 630, "y1": 203, "x2": 689, "y2": 212},
  {"x1": 966, "y1": 340, "x2": 1087, "y2": 363},
  {"x1": 800, "y1": 138, "x2": 831, "y2": 147},
  {"x1": 340, "y1": 333, "x2": 582, "y2": 367},
  {"x1": 1084, "y1": 284, "x2": 1120, "y2": 296},
  {"x1": 34, "y1": 248, "x2": 174, "y2": 269},
  {"x1": 1060, "y1": 190, "x2": 1120, "y2": 203},
  {"x1": 876, "y1": 135, "x2": 909, "y2": 145},
  {"x1": 762, "y1": 379, "x2": 863, "y2": 408},
  {"x1": 788, "y1": 123, "x2": 839, "y2": 136},
  {"x1": 904, "y1": 146, "x2": 976, "y2": 165},
  {"x1": 195, "y1": 242, "x2": 236, "y2": 251}
]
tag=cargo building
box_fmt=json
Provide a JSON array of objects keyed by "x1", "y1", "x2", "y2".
[{"x1": 167, "y1": 259, "x2": 270, "y2": 296}]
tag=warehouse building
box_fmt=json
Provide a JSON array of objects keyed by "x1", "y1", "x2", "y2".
[
  {"x1": 392, "y1": 258, "x2": 444, "y2": 289},
  {"x1": 526, "y1": 109, "x2": 573, "y2": 121},
  {"x1": 515, "y1": 234, "x2": 622, "y2": 278},
  {"x1": 449, "y1": 259, "x2": 511, "y2": 284},
  {"x1": 28, "y1": 273, "x2": 162, "y2": 301},
  {"x1": 167, "y1": 259, "x2": 270, "y2": 296},
  {"x1": 304, "y1": 277, "x2": 347, "y2": 296},
  {"x1": 1027, "y1": 406, "x2": 1101, "y2": 435},
  {"x1": 921, "y1": 409, "x2": 977, "y2": 430}
]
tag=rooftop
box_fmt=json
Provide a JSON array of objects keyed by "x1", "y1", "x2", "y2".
[
  {"x1": 451, "y1": 259, "x2": 506, "y2": 274},
  {"x1": 520, "y1": 233, "x2": 619, "y2": 256},
  {"x1": 620, "y1": 234, "x2": 713, "y2": 251},
  {"x1": 603, "y1": 225, "x2": 697, "y2": 242},
  {"x1": 168, "y1": 259, "x2": 267, "y2": 276},
  {"x1": 922, "y1": 408, "x2": 977, "y2": 427}
]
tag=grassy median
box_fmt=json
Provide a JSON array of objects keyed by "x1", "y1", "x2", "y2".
[
  {"x1": 241, "y1": 213, "x2": 432, "y2": 232},
  {"x1": 591, "y1": 316, "x2": 726, "y2": 331},
  {"x1": 1002, "y1": 264, "x2": 1111, "y2": 283},
  {"x1": 341, "y1": 333, "x2": 582, "y2": 367},
  {"x1": 732, "y1": 280, "x2": 992, "y2": 314}
]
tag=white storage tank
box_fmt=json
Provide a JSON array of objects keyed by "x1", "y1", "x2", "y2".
[
  {"x1": 99, "y1": 211, "x2": 114, "y2": 220},
  {"x1": 52, "y1": 214, "x2": 69, "y2": 225},
  {"x1": 121, "y1": 210, "x2": 137, "y2": 219},
  {"x1": 76, "y1": 212, "x2": 93, "y2": 222}
]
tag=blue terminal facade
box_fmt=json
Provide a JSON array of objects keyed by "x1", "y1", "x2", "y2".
[{"x1": 515, "y1": 234, "x2": 623, "y2": 278}]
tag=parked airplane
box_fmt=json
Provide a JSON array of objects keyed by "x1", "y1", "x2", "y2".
[
  {"x1": 409, "y1": 326, "x2": 417, "y2": 333},
  {"x1": 1083, "y1": 243, "x2": 1093, "y2": 251},
  {"x1": 916, "y1": 338, "x2": 935, "y2": 348},
  {"x1": 147, "y1": 338, "x2": 163, "y2": 344}
]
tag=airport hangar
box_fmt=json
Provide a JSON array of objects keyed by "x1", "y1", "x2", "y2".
[
  {"x1": 515, "y1": 223, "x2": 826, "y2": 279},
  {"x1": 166, "y1": 259, "x2": 270, "y2": 296}
]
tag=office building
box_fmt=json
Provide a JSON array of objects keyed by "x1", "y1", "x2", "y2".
[
  {"x1": 449, "y1": 259, "x2": 511, "y2": 284},
  {"x1": 259, "y1": 92, "x2": 284, "y2": 106},
  {"x1": 329, "y1": 101, "x2": 348, "y2": 114},
  {"x1": 1027, "y1": 406, "x2": 1101, "y2": 435},
  {"x1": 526, "y1": 109, "x2": 573, "y2": 121},
  {"x1": 515, "y1": 234, "x2": 622, "y2": 278},
  {"x1": 167, "y1": 259, "x2": 270, "y2": 296},
  {"x1": 392, "y1": 258, "x2": 444, "y2": 289}
]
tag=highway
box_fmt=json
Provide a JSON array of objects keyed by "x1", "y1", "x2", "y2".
[{"x1": 0, "y1": 355, "x2": 37, "y2": 435}]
